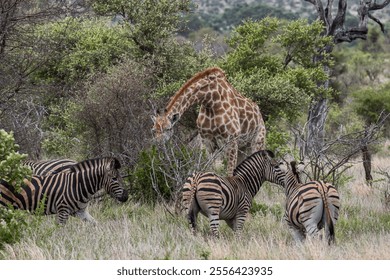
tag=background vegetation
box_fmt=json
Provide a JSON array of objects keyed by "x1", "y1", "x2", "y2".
[{"x1": 1, "y1": 0, "x2": 390, "y2": 259}]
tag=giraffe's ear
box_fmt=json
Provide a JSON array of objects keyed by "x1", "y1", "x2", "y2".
[{"x1": 170, "y1": 113, "x2": 180, "y2": 125}]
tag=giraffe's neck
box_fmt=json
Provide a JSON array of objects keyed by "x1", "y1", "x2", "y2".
[{"x1": 165, "y1": 78, "x2": 211, "y2": 118}]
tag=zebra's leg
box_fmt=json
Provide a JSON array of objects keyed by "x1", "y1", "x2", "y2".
[
  {"x1": 289, "y1": 226, "x2": 306, "y2": 243},
  {"x1": 57, "y1": 208, "x2": 71, "y2": 225},
  {"x1": 208, "y1": 212, "x2": 221, "y2": 238},
  {"x1": 187, "y1": 204, "x2": 200, "y2": 235},
  {"x1": 74, "y1": 208, "x2": 97, "y2": 224},
  {"x1": 229, "y1": 211, "x2": 248, "y2": 238}
]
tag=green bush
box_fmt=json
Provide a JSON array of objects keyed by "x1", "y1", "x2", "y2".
[
  {"x1": 0, "y1": 207, "x2": 30, "y2": 250},
  {"x1": 131, "y1": 144, "x2": 207, "y2": 205},
  {"x1": 0, "y1": 129, "x2": 31, "y2": 186},
  {"x1": 250, "y1": 201, "x2": 283, "y2": 220},
  {"x1": 131, "y1": 146, "x2": 170, "y2": 205}
]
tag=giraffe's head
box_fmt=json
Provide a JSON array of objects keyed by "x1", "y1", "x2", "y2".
[{"x1": 151, "y1": 110, "x2": 180, "y2": 143}]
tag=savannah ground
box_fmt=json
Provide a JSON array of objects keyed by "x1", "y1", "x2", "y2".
[{"x1": 1, "y1": 156, "x2": 390, "y2": 260}]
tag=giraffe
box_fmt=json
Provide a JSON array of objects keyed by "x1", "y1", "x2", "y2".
[{"x1": 152, "y1": 67, "x2": 266, "y2": 176}]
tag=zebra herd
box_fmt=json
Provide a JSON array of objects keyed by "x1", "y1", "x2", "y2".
[{"x1": 0, "y1": 151, "x2": 340, "y2": 244}]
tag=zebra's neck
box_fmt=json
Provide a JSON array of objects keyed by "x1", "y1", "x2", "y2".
[
  {"x1": 73, "y1": 169, "x2": 106, "y2": 200},
  {"x1": 285, "y1": 171, "x2": 300, "y2": 197},
  {"x1": 234, "y1": 166, "x2": 265, "y2": 199}
]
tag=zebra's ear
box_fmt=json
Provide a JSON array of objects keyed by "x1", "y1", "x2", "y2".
[
  {"x1": 110, "y1": 158, "x2": 121, "y2": 170},
  {"x1": 296, "y1": 161, "x2": 305, "y2": 173},
  {"x1": 265, "y1": 150, "x2": 275, "y2": 158},
  {"x1": 278, "y1": 161, "x2": 288, "y2": 172}
]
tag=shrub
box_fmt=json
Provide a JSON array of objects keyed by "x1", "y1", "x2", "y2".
[
  {"x1": 0, "y1": 129, "x2": 31, "y2": 186},
  {"x1": 131, "y1": 143, "x2": 208, "y2": 205},
  {"x1": 0, "y1": 207, "x2": 30, "y2": 250}
]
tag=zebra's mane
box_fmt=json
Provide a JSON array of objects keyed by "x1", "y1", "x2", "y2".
[
  {"x1": 290, "y1": 161, "x2": 301, "y2": 184},
  {"x1": 69, "y1": 157, "x2": 121, "y2": 172},
  {"x1": 233, "y1": 150, "x2": 274, "y2": 176}
]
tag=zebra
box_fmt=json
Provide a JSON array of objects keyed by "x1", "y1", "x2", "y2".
[
  {"x1": 23, "y1": 158, "x2": 127, "y2": 202},
  {"x1": 179, "y1": 150, "x2": 285, "y2": 237},
  {"x1": 0, "y1": 157, "x2": 128, "y2": 224},
  {"x1": 279, "y1": 160, "x2": 340, "y2": 245}
]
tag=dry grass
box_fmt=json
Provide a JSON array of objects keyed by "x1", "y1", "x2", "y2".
[{"x1": 1, "y1": 155, "x2": 390, "y2": 260}]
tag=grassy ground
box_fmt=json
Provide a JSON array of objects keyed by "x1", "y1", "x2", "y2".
[{"x1": 1, "y1": 156, "x2": 390, "y2": 260}]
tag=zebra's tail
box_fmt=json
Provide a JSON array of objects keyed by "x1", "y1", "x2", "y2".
[
  {"x1": 319, "y1": 182, "x2": 335, "y2": 245},
  {"x1": 175, "y1": 173, "x2": 198, "y2": 215}
]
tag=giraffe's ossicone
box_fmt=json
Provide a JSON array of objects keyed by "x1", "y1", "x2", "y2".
[{"x1": 152, "y1": 67, "x2": 266, "y2": 176}]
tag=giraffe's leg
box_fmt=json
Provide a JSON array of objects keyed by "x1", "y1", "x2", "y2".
[
  {"x1": 251, "y1": 126, "x2": 266, "y2": 152},
  {"x1": 226, "y1": 140, "x2": 238, "y2": 176}
]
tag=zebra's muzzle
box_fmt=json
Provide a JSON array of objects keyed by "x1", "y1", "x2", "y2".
[{"x1": 117, "y1": 189, "x2": 129, "y2": 203}]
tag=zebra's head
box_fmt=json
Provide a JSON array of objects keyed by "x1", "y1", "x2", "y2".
[
  {"x1": 104, "y1": 158, "x2": 129, "y2": 203},
  {"x1": 233, "y1": 150, "x2": 285, "y2": 187},
  {"x1": 151, "y1": 110, "x2": 179, "y2": 143},
  {"x1": 278, "y1": 160, "x2": 305, "y2": 185},
  {"x1": 262, "y1": 150, "x2": 286, "y2": 187}
]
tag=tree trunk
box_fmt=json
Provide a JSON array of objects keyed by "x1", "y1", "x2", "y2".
[
  {"x1": 303, "y1": 0, "x2": 390, "y2": 158},
  {"x1": 362, "y1": 125, "x2": 374, "y2": 185},
  {"x1": 305, "y1": 97, "x2": 328, "y2": 156}
]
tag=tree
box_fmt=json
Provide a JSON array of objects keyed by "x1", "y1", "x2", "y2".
[
  {"x1": 223, "y1": 18, "x2": 331, "y2": 121},
  {"x1": 89, "y1": 0, "x2": 192, "y2": 58},
  {"x1": 0, "y1": 1, "x2": 89, "y2": 157},
  {"x1": 303, "y1": 0, "x2": 390, "y2": 155},
  {"x1": 352, "y1": 83, "x2": 390, "y2": 183}
]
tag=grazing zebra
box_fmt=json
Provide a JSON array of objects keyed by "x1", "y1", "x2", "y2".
[
  {"x1": 280, "y1": 161, "x2": 340, "y2": 245},
  {"x1": 0, "y1": 157, "x2": 128, "y2": 224},
  {"x1": 179, "y1": 150, "x2": 285, "y2": 237},
  {"x1": 23, "y1": 158, "x2": 127, "y2": 202}
]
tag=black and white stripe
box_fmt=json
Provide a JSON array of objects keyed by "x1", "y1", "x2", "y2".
[
  {"x1": 281, "y1": 161, "x2": 340, "y2": 244},
  {"x1": 23, "y1": 159, "x2": 77, "y2": 176},
  {"x1": 179, "y1": 150, "x2": 285, "y2": 237},
  {"x1": 1, "y1": 157, "x2": 128, "y2": 224}
]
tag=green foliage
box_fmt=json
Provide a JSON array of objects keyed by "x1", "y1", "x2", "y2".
[
  {"x1": 33, "y1": 17, "x2": 134, "y2": 84},
  {"x1": 250, "y1": 201, "x2": 283, "y2": 220},
  {"x1": 0, "y1": 207, "x2": 29, "y2": 250},
  {"x1": 223, "y1": 18, "x2": 332, "y2": 120},
  {"x1": 265, "y1": 119, "x2": 291, "y2": 157},
  {"x1": 0, "y1": 129, "x2": 31, "y2": 186},
  {"x1": 352, "y1": 83, "x2": 390, "y2": 125},
  {"x1": 337, "y1": 206, "x2": 390, "y2": 242},
  {"x1": 276, "y1": 19, "x2": 333, "y2": 68},
  {"x1": 131, "y1": 144, "x2": 207, "y2": 205},
  {"x1": 90, "y1": 0, "x2": 191, "y2": 57},
  {"x1": 130, "y1": 146, "x2": 170, "y2": 205},
  {"x1": 41, "y1": 100, "x2": 86, "y2": 159},
  {"x1": 326, "y1": 103, "x2": 365, "y2": 134}
]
